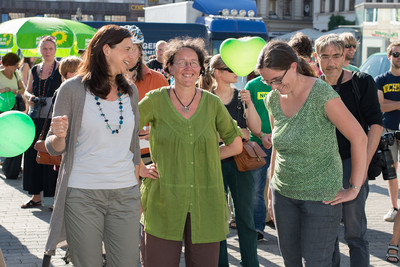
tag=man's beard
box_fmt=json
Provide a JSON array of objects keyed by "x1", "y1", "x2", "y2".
[
  {"x1": 392, "y1": 61, "x2": 400, "y2": 70},
  {"x1": 345, "y1": 53, "x2": 354, "y2": 61}
]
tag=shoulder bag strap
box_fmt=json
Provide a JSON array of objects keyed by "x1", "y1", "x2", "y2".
[
  {"x1": 37, "y1": 102, "x2": 54, "y2": 141},
  {"x1": 13, "y1": 72, "x2": 18, "y2": 89}
]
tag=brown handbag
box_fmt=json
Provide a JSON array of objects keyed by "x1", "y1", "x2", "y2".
[
  {"x1": 234, "y1": 141, "x2": 267, "y2": 172},
  {"x1": 34, "y1": 140, "x2": 61, "y2": 166},
  {"x1": 34, "y1": 102, "x2": 62, "y2": 166}
]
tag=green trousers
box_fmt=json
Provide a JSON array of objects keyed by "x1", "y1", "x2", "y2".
[{"x1": 218, "y1": 160, "x2": 259, "y2": 267}]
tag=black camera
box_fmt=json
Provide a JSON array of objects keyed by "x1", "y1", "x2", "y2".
[
  {"x1": 32, "y1": 97, "x2": 47, "y2": 106},
  {"x1": 29, "y1": 97, "x2": 47, "y2": 118},
  {"x1": 375, "y1": 132, "x2": 398, "y2": 180}
]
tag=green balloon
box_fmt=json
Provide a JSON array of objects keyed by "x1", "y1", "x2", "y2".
[
  {"x1": 220, "y1": 37, "x2": 267, "y2": 77},
  {"x1": 0, "y1": 91, "x2": 16, "y2": 112},
  {"x1": 0, "y1": 111, "x2": 35, "y2": 157}
]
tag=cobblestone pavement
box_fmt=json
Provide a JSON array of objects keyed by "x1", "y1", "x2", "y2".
[{"x1": 0, "y1": 165, "x2": 398, "y2": 266}]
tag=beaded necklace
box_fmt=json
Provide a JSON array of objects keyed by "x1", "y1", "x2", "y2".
[
  {"x1": 37, "y1": 61, "x2": 55, "y2": 97},
  {"x1": 94, "y1": 89, "x2": 124, "y2": 134}
]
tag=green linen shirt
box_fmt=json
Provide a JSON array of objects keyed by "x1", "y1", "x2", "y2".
[
  {"x1": 245, "y1": 76, "x2": 272, "y2": 144},
  {"x1": 265, "y1": 79, "x2": 343, "y2": 201},
  {"x1": 139, "y1": 87, "x2": 242, "y2": 243}
]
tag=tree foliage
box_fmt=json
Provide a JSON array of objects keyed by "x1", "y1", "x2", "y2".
[{"x1": 328, "y1": 14, "x2": 355, "y2": 31}]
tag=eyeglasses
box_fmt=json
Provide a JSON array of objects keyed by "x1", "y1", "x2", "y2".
[
  {"x1": 345, "y1": 44, "x2": 357, "y2": 49},
  {"x1": 319, "y1": 53, "x2": 343, "y2": 61},
  {"x1": 174, "y1": 60, "x2": 200, "y2": 69},
  {"x1": 391, "y1": 52, "x2": 400, "y2": 58},
  {"x1": 218, "y1": 68, "x2": 234, "y2": 73},
  {"x1": 260, "y1": 69, "x2": 288, "y2": 86},
  {"x1": 41, "y1": 35, "x2": 56, "y2": 41}
]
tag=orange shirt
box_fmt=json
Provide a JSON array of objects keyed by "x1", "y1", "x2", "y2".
[
  {"x1": 135, "y1": 65, "x2": 169, "y2": 101},
  {"x1": 135, "y1": 65, "x2": 169, "y2": 155}
]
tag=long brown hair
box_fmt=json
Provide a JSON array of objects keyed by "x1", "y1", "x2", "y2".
[
  {"x1": 256, "y1": 40, "x2": 316, "y2": 77},
  {"x1": 78, "y1": 25, "x2": 133, "y2": 99}
]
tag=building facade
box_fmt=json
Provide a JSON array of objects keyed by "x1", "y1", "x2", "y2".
[
  {"x1": 256, "y1": 0, "x2": 314, "y2": 38},
  {"x1": 355, "y1": 2, "x2": 400, "y2": 62},
  {"x1": 313, "y1": 0, "x2": 357, "y2": 31},
  {"x1": 0, "y1": 0, "x2": 315, "y2": 38},
  {"x1": 0, "y1": 0, "x2": 163, "y2": 22}
]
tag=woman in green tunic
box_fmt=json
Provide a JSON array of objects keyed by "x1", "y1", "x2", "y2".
[{"x1": 139, "y1": 38, "x2": 243, "y2": 267}]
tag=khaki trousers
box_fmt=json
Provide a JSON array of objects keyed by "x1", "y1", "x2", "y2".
[{"x1": 64, "y1": 185, "x2": 140, "y2": 267}]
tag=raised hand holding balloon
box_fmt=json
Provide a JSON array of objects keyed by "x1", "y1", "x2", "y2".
[{"x1": 220, "y1": 37, "x2": 266, "y2": 77}]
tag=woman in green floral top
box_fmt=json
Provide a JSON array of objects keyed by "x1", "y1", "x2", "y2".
[
  {"x1": 258, "y1": 40, "x2": 368, "y2": 266},
  {"x1": 138, "y1": 38, "x2": 242, "y2": 267}
]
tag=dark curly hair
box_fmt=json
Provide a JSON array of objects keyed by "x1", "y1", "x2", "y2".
[{"x1": 163, "y1": 37, "x2": 208, "y2": 76}]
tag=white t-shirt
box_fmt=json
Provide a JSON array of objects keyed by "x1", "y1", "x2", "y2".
[
  {"x1": 68, "y1": 91, "x2": 137, "y2": 189},
  {"x1": 0, "y1": 71, "x2": 21, "y2": 93}
]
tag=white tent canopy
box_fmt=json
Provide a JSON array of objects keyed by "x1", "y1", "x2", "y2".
[{"x1": 274, "y1": 27, "x2": 357, "y2": 42}]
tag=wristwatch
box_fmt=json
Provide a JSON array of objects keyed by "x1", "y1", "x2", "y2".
[{"x1": 349, "y1": 183, "x2": 361, "y2": 190}]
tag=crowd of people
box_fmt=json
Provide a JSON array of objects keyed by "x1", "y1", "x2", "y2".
[{"x1": 2, "y1": 23, "x2": 400, "y2": 267}]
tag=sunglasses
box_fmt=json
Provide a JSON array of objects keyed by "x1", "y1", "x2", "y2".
[
  {"x1": 219, "y1": 68, "x2": 234, "y2": 73},
  {"x1": 41, "y1": 35, "x2": 56, "y2": 41},
  {"x1": 391, "y1": 52, "x2": 400, "y2": 58},
  {"x1": 345, "y1": 44, "x2": 357, "y2": 49}
]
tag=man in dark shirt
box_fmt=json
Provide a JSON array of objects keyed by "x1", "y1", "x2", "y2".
[
  {"x1": 147, "y1": 40, "x2": 166, "y2": 75},
  {"x1": 315, "y1": 33, "x2": 383, "y2": 267}
]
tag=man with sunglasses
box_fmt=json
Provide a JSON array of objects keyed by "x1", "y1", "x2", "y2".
[
  {"x1": 315, "y1": 34, "x2": 383, "y2": 267},
  {"x1": 339, "y1": 32, "x2": 360, "y2": 72},
  {"x1": 375, "y1": 42, "x2": 400, "y2": 225}
]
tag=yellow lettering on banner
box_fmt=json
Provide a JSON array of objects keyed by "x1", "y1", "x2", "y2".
[
  {"x1": 383, "y1": 84, "x2": 400, "y2": 93},
  {"x1": 131, "y1": 4, "x2": 144, "y2": 11},
  {"x1": 257, "y1": 92, "x2": 269, "y2": 100}
]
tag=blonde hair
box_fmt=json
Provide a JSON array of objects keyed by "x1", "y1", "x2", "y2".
[
  {"x1": 339, "y1": 32, "x2": 358, "y2": 47},
  {"x1": 199, "y1": 54, "x2": 229, "y2": 91},
  {"x1": 387, "y1": 41, "x2": 400, "y2": 55},
  {"x1": 59, "y1": 56, "x2": 83, "y2": 79}
]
